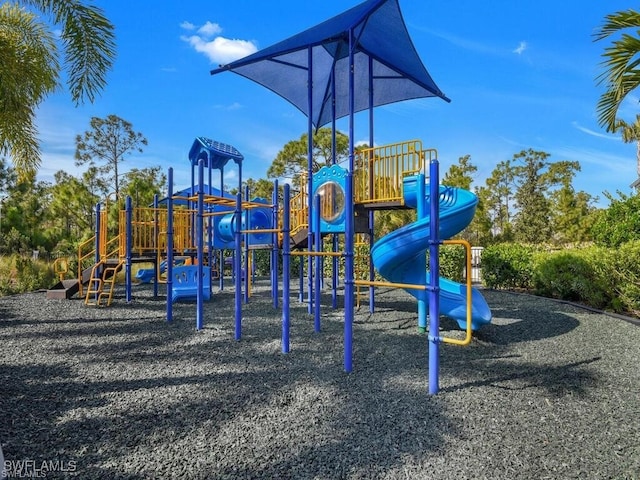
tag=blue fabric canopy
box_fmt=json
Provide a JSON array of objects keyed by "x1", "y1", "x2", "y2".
[{"x1": 210, "y1": 0, "x2": 449, "y2": 128}]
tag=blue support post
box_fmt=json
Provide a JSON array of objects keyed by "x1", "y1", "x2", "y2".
[
  {"x1": 196, "y1": 160, "x2": 205, "y2": 330},
  {"x1": 244, "y1": 186, "x2": 250, "y2": 304},
  {"x1": 272, "y1": 180, "x2": 279, "y2": 308},
  {"x1": 234, "y1": 193, "x2": 242, "y2": 340},
  {"x1": 282, "y1": 184, "x2": 291, "y2": 353},
  {"x1": 125, "y1": 196, "x2": 132, "y2": 303},
  {"x1": 306, "y1": 46, "x2": 314, "y2": 315},
  {"x1": 299, "y1": 254, "x2": 304, "y2": 302},
  {"x1": 344, "y1": 29, "x2": 356, "y2": 373},
  {"x1": 428, "y1": 160, "x2": 441, "y2": 395},
  {"x1": 153, "y1": 194, "x2": 159, "y2": 298},
  {"x1": 368, "y1": 55, "x2": 375, "y2": 314},
  {"x1": 219, "y1": 168, "x2": 225, "y2": 291},
  {"x1": 332, "y1": 234, "x2": 338, "y2": 309},
  {"x1": 314, "y1": 194, "x2": 322, "y2": 333},
  {"x1": 417, "y1": 174, "x2": 427, "y2": 332},
  {"x1": 330, "y1": 69, "x2": 338, "y2": 310},
  {"x1": 166, "y1": 168, "x2": 174, "y2": 323}
]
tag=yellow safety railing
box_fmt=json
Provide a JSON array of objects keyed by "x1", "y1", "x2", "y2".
[
  {"x1": 53, "y1": 257, "x2": 69, "y2": 282},
  {"x1": 289, "y1": 176, "x2": 309, "y2": 239},
  {"x1": 353, "y1": 239, "x2": 474, "y2": 346},
  {"x1": 354, "y1": 235, "x2": 370, "y2": 308},
  {"x1": 440, "y1": 239, "x2": 473, "y2": 346},
  {"x1": 355, "y1": 140, "x2": 427, "y2": 205}
]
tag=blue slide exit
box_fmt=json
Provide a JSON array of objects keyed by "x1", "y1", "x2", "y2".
[{"x1": 371, "y1": 176, "x2": 491, "y2": 330}]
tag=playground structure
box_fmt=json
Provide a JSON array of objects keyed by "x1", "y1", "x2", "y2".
[
  {"x1": 54, "y1": 134, "x2": 492, "y2": 392},
  {"x1": 62, "y1": 137, "x2": 274, "y2": 312},
  {"x1": 50, "y1": 0, "x2": 495, "y2": 394}
]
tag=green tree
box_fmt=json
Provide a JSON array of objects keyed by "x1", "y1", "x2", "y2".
[
  {"x1": 0, "y1": 176, "x2": 51, "y2": 252},
  {"x1": 75, "y1": 115, "x2": 148, "y2": 201},
  {"x1": 468, "y1": 186, "x2": 494, "y2": 246},
  {"x1": 243, "y1": 177, "x2": 277, "y2": 202},
  {"x1": 267, "y1": 128, "x2": 349, "y2": 186},
  {"x1": 442, "y1": 154, "x2": 482, "y2": 243},
  {"x1": 484, "y1": 159, "x2": 516, "y2": 242},
  {"x1": 120, "y1": 167, "x2": 166, "y2": 207},
  {"x1": 48, "y1": 170, "x2": 98, "y2": 243},
  {"x1": 442, "y1": 154, "x2": 477, "y2": 190},
  {"x1": 0, "y1": 1, "x2": 115, "y2": 178},
  {"x1": 512, "y1": 149, "x2": 552, "y2": 244},
  {"x1": 544, "y1": 161, "x2": 596, "y2": 244},
  {"x1": 374, "y1": 209, "x2": 416, "y2": 237}
]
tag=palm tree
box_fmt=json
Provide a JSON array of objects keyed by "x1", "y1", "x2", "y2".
[
  {"x1": 0, "y1": 1, "x2": 115, "y2": 179},
  {"x1": 594, "y1": 9, "x2": 640, "y2": 133},
  {"x1": 614, "y1": 116, "x2": 640, "y2": 189}
]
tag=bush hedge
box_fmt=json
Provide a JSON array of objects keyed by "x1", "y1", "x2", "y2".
[{"x1": 480, "y1": 242, "x2": 640, "y2": 317}]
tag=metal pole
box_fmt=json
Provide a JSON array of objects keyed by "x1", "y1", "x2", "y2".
[
  {"x1": 344, "y1": 28, "x2": 356, "y2": 373},
  {"x1": 166, "y1": 168, "x2": 174, "y2": 323},
  {"x1": 196, "y1": 159, "x2": 205, "y2": 330},
  {"x1": 282, "y1": 184, "x2": 291, "y2": 353},
  {"x1": 428, "y1": 159, "x2": 441, "y2": 395},
  {"x1": 125, "y1": 195, "x2": 132, "y2": 302},
  {"x1": 314, "y1": 194, "x2": 322, "y2": 333},
  {"x1": 234, "y1": 193, "x2": 242, "y2": 340}
]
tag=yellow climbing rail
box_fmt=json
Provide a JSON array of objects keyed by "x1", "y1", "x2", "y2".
[
  {"x1": 289, "y1": 175, "x2": 309, "y2": 239},
  {"x1": 353, "y1": 239, "x2": 474, "y2": 347},
  {"x1": 440, "y1": 239, "x2": 473, "y2": 346},
  {"x1": 354, "y1": 140, "x2": 438, "y2": 206}
]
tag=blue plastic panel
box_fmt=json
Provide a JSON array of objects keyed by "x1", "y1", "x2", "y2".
[{"x1": 311, "y1": 165, "x2": 348, "y2": 233}]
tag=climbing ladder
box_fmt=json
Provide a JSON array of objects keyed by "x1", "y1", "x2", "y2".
[{"x1": 84, "y1": 258, "x2": 125, "y2": 306}]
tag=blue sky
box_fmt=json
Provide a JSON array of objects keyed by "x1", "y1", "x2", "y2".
[{"x1": 35, "y1": 0, "x2": 637, "y2": 207}]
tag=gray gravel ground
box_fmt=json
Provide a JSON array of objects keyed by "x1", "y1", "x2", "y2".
[{"x1": 1, "y1": 279, "x2": 639, "y2": 479}]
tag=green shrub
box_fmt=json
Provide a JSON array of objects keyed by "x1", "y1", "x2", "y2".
[
  {"x1": 0, "y1": 255, "x2": 57, "y2": 296},
  {"x1": 427, "y1": 244, "x2": 465, "y2": 283},
  {"x1": 481, "y1": 243, "x2": 538, "y2": 289},
  {"x1": 596, "y1": 240, "x2": 640, "y2": 315},
  {"x1": 532, "y1": 249, "x2": 608, "y2": 308},
  {"x1": 591, "y1": 193, "x2": 640, "y2": 248}
]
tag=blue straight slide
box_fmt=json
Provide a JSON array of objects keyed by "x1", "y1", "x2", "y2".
[{"x1": 371, "y1": 176, "x2": 491, "y2": 331}]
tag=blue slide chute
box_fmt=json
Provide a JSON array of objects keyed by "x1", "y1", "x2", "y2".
[{"x1": 371, "y1": 176, "x2": 491, "y2": 330}]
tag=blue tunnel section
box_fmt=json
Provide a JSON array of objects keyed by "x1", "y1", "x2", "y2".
[{"x1": 214, "y1": 198, "x2": 273, "y2": 249}]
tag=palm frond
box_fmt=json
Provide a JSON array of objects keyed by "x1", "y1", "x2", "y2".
[
  {"x1": 0, "y1": 3, "x2": 60, "y2": 176},
  {"x1": 593, "y1": 9, "x2": 640, "y2": 41},
  {"x1": 594, "y1": 14, "x2": 640, "y2": 131},
  {"x1": 21, "y1": 0, "x2": 116, "y2": 105}
]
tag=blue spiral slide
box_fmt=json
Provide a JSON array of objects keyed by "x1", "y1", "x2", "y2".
[{"x1": 371, "y1": 176, "x2": 492, "y2": 331}]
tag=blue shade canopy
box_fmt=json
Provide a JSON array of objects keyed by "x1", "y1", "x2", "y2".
[{"x1": 210, "y1": 0, "x2": 450, "y2": 129}]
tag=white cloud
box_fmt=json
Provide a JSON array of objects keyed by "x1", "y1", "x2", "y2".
[
  {"x1": 198, "y1": 21, "x2": 222, "y2": 37},
  {"x1": 513, "y1": 41, "x2": 527, "y2": 55},
  {"x1": 180, "y1": 21, "x2": 257, "y2": 66},
  {"x1": 571, "y1": 121, "x2": 619, "y2": 140},
  {"x1": 214, "y1": 102, "x2": 243, "y2": 111}
]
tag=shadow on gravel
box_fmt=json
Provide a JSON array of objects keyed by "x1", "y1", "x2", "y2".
[
  {"x1": 474, "y1": 290, "x2": 581, "y2": 344},
  {"x1": 440, "y1": 356, "x2": 601, "y2": 397},
  {"x1": 0, "y1": 281, "x2": 632, "y2": 478}
]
